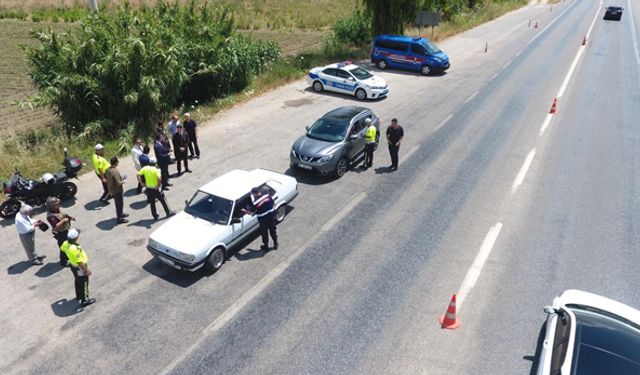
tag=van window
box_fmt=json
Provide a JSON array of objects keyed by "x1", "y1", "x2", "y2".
[
  {"x1": 411, "y1": 43, "x2": 426, "y2": 55},
  {"x1": 376, "y1": 39, "x2": 408, "y2": 52}
]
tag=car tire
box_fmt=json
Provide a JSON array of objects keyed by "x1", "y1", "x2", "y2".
[
  {"x1": 275, "y1": 204, "x2": 287, "y2": 223},
  {"x1": 0, "y1": 199, "x2": 21, "y2": 218},
  {"x1": 205, "y1": 247, "x2": 225, "y2": 273},
  {"x1": 421, "y1": 65, "x2": 431, "y2": 76},
  {"x1": 377, "y1": 60, "x2": 387, "y2": 70},
  {"x1": 355, "y1": 88, "x2": 367, "y2": 100},
  {"x1": 334, "y1": 157, "x2": 348, "y2": 178},
  {"x1": 312, "y1": 81, "x2": 324, "y2": 92}
]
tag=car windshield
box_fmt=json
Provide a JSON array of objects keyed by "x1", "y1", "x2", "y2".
[
  {"x1": 421, "y1": 39, "x2": 441, "y2": 54},
  {"x1": 349, "y1": 67, "x2": 373, "y2": 80},
  {"x1": 306, "y1": 117, "x2": 349, "y2": 143},
  {"x1": 185, "y1": 191, "x2": 233, "y2": 225},
  {"x1": 567, "y1": 304, "x2": 640, "y2": 375}
]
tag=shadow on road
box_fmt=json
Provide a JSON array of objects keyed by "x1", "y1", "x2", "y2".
[
  {"x1": 284, "y1": 168, "x2": 336, "y2": 186},
  {"x1": 127, "y1": 218, "x2": 157, "y2": 229},
  {"x1": 83, "y1": 200, "x2": 109, "y2": 212},
  {"x1": 524, "y1": 320, "x2": 547, "y2": 375},
  {"x1": 35, "y1": 262, "x2": 64, "y2": 278},
  {"x1": 51, "y1": 298, "x2": 83, "y2": 317},
  {"x1": 124, "y1": 188, "x2": 140, "y2": 197},
  {"x1": 301, "y1": 87, "x2": 388, "y2": 103},
  {"x1": 0, "y1": 217, "x2": 15, "y2": 227},
  {"x1": 60, "y1": 197, "x2": 78, "y2": 209},
  {"x1": 129, "y1": 200, "x2": 148, "y2": 210},
  {"x1": 96, "y1": 218, "x2": 118, "y2": 231},
  {"x1": 235, "y1": 247, "x2": 269, "y2": 262},
  {"x1": 142, "y1": 259, "x2": 209, "y2": 288},
  {"x1": 374, "y1": 166, "x2": 395, "y2": 174},
  {"x1": 7, "y1": 261, "x2": 31, "y2": 275}
]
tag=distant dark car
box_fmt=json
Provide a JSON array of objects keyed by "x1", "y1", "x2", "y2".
[{"x1": 604, "y1": 6, "x2": 623, "y2": 21}]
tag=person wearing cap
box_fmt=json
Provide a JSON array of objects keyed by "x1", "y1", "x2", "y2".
[
  {"x1": 92, "y1": 143, "x2": 111, "y2": 203},
  {"x1": 105, "y1": 156, "x2": 129, "y2": 224},
  {"x1": 15, "y1": 205, "x2": 47, "y2": 266},
  {"x1": 183, "y1": 112, "x2": 200, "y2": 159},
  {"x1": 386, "y1": 118, "x2": 404, "y2": 171},
  {"x1": 363, "y1": 118, "x2": 377, "y2": 169},
  {"x1": 153, "y1": 134, "x2": 172, "y2": 189},
  {"x1": 46, "y1": 196, "x2": 74, "y2": 266},
  {"x1": 171, "y1": 123, "x2": 191, "y2": 175},
  {"x1": 241, "y1": 187, "x2": 278, "y2": 251},
  {"x1": 60, "y1": 229, "x2": 96, "y2": 307},
  {"x1": 137, "y1": 157, "x2": 175, "y2": 220}
]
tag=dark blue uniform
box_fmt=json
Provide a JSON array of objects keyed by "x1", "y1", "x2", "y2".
[{"x1": 249, "y1": 191, "x2": 278, "y2": 250}]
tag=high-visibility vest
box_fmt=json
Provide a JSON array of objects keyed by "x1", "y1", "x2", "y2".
[
  {"x1": 61, "y1": 240, "x2": 88, "y2": 267},
  {"x1": 138, "y1": 165, "x2": 161, "y2": 188},
  {"x1": 365, "y1": 124, "x2": 377, "y2": 143},
  {"x1": 92, "y1": 154, "x2": 110, "y2": 175}
]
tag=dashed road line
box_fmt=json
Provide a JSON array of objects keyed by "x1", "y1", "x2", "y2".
[
  {"x1": 539, "y1": 113, "x2": 553, "y2": 135},
  {"x1": 512, "y1": 149, "x2": 536, "y2": 193},
  {"x1": 490, "y1": 73, "x2": 499, "y2": 81},
  {"x1": 399, "y1": 145, "x2": 419, "y2": 165},
  {"x1": 464, "y1": 91, "x2": 479, "y2": 104},
  {"x1": 433, "y1": 114, "x2": 453, "y2": 133}
]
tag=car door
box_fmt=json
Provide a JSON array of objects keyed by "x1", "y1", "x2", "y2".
[
  {"x1": 335, "y1": 69, "x2": 357, "y2": 95},
  {"x1": 346, "y1": 116, "x2": 367, "y2": 161},
  {"x1": 320, "y1": 68, "x2": 339, "y2": 93},
  {"x1": 409, "y1": 43, "x2": 427, "y2": 69},
  {"x1": 229, "y1": 193, "x2": 259, "y2": 246}
]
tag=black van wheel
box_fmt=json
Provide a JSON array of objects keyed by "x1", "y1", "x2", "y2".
[
  {"x1": 421, "y1": 65, "x2": 431, "y2": 75},
  {"x1": 377, "y1": 60, "x2": 387, "y2": 70},
  {"x1": 312, "y1": 81, "x2": 324, "y2": 92}
]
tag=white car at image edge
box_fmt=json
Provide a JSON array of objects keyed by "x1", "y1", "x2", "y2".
[
  {"x1": 147, "y1": 169, "x2": 298, "y2": 272},
  {"x1": 537, "y1": 289, "x2": 640, "y2": 375},
  {"x1": 306, "y1": 61, "x2": 389, "y2": 100}
]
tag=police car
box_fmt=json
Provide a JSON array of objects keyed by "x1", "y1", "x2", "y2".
[{"x1": 306, "y1": 61, "x2": 389, "y2": 100}]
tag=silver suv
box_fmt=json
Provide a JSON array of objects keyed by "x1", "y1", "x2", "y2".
[{"x1": 290, "y1": 106, "x2": 380, "y2": 177}]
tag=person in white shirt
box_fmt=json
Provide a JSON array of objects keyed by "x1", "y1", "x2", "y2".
[
  {"x1": 168, "y1": 114, "x2": 180, "y2": 137},
  {"x1": 15, "y1": 205, "x2": 46, "y2": 266},
  {"x1": 131, "y1": 139, "x2": 144, "y2": 194}
]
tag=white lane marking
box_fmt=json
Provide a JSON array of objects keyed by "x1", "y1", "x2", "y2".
[
  {"x1": 321, "y1": 192, "x2": 366, "y2": 232},
  {"x1": 160, "y1": 192, "x2": 366, "y2": 375},
  {"x1": 515, "y1": 49, "x2": 523, "y2": 58},
  {"x1": 557, "y1": 0, "x2": 602, "y2": 98},
  {"x1": 457, "y1": 222, "x2": 503, "y2": 310},
  {"x1": 539, "y1": 113, "x2": 553, "y2": 135},
  {"x1": 464, "y1": 91, "x2": 479, "y2": 104},
  {"x1": 627, "y1": 0, "x2": 640, "y2": 69},
  {"x1": 512, "y1": 149, "x2": 536, "y2": 193},
  {"x1": 526, "y1": 0, "x2": 579, "y2": 47},
  {"x1": 433, "y1": 114, "x2": 453, "y2": 132},
  {"x1": 502, "y1": 60, "x2": 512, "y2": 70},
  {"x1": 399, "y1": 145, "x2": 419, "y2": 165},
  {"x1": 490, "y1": 73, "x2": 498, "y2": 81}
]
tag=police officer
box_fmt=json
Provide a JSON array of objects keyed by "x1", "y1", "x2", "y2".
[
  {"x1": 242, "y1": 187, "x2": 278, "y2": 251},
  {"x1": 60, "y1": 229, "x2": 96, "y2": 307},
  {"x1": 386, "y1": 118, "x2": 404, "y2": 171},
  {"x1": 137, "y1": 157, "x2": 175, "y2": 221},
  {"x1": 92, "y1": 143, "x2": 111, "y2": 202},
  {"x1": 46, "y1": 196, "x2": 73, "y2": 266},
  {"x1": 363, "y1": 118, "x2": 377, "y2": 168}
]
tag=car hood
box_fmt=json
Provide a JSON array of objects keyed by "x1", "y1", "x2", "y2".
[
  {"x1": 293, "y1": 136, "x2": 342, "y2": 157},
  {"x1": 149, "y1": 211, "x2": 228, "y2": 256},
  {"x1": 555, "y1": 289, "x2": 640, "y2": 323},
  {"x1": 432, "y1": 50, "x2": 449, "y2": 62},
  {"x1": 361, "y1": 75, "x2": 388, "y2": 87}
]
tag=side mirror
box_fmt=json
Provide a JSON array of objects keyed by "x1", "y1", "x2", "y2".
[
  {"x1": 231, "y1": 217, "x2": 241, "y2": 224},
  {"x1": 349, "y1": 134, "x2": 359, "y2": 140},
  {"x1": 543, "y1": 306, "x2": 557, "y2": 315},
  {"x1": 184, "y1": 199, "x2": 189, "y2": 207},
  {"x1": 348, "y1": 77, "x2": 354, "y2": 81}
]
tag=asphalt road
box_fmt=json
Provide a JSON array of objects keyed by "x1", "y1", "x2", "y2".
[{"x1": 2, "y1": 0, "x2": 639, "y2": 374}]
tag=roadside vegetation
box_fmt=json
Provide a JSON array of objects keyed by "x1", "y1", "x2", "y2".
[{"x1": 1, "y1": 0, "x2": 529, "y2": 197}]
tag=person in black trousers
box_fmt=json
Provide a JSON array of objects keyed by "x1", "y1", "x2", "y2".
[
  {"x1": 172, "y1": 124, "x2": 191, "y2": 175},
  {"x1": 242, "y1": 187, "x2": 278, "y2": 251},
  {"x1": 153, "y1": 134, "x2": 172, "y2": 188},
  {"x1": 386, "y1": 118, "x2": 404, "y2": 171},
  {"x1": 183, "y1": 112, "x2": 200, "y2": 159}
]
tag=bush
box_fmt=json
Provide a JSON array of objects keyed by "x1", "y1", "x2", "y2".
[
  {"x1": 25, "y1": 1, "x2": 280, "y2": 138},
  {"x1": 332, "y1": 10, "x2": 372, "y2": 47}
]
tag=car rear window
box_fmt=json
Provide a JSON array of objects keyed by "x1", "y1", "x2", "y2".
[{"x1": 568, "y1": 305, "x2": 640, "y2": 375}]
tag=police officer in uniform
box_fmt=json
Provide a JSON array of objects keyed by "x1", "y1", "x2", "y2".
[
  {"x1": 92, "y1": 143, "x2": 111, "y2": 202},
  {"x1": 46, "y1": 196, "x2": 73, "y2": 266},
  {"x1": 363, "y1": 118, "x2": 377, "y2": 168},
  {"x1": 60, "y1": 229, "x2": 96, "y2": 307},
  {"x1": 242, "y1": 187, "x2": 278, "y2": 251},
  {"x1": 137, "y1": 157, "x2": 176, "y2": 220}
]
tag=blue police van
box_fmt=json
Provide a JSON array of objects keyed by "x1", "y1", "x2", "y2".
[{"x1": 371, "y1": 35, "x2": 450, "y2": 75}]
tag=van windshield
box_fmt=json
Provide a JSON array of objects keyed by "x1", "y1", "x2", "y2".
[{"x1": 421, "y1": 40, "x2": 441, "y2": 54}]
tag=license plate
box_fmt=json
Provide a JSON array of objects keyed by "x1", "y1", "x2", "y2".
[
  {"x1": 297, "y1": 163, "x2": 312, "y2": 170},
  {"x1": 158, "y1": 255, "x2": 177, "y2": 268}
]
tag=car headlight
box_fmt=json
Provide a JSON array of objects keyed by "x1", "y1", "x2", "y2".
[
  {"x1": 148, "y1": 238, "x2": 159, "y2": 249},
  {"x1": 432, "y1": 57, "x2": 442, "y2": 63},
  {"x1": 177, "y1": 252, "x2": 197, "y2": 263},
  {"x1": 318, "y1": 155, "x2": 334, "y2": 163}
]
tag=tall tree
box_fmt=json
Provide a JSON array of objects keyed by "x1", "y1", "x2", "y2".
[{"x1": 362, "y1": 0, "x2": 422, "y2": 35}]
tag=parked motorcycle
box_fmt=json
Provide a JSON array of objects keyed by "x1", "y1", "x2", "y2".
[{"x1": 0, "y1": 148, "x2": 82, "y2": 218}]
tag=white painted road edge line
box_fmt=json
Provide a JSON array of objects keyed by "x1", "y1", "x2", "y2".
[
  {"x1": 502, "y1": 60, "x2": 512, "y2": 70},
  {"x1": 457, "y1": 222, "x2": 503, "y2": 310},
  {"x1": 159, "y1": 192, "x2": 366, "y2": 375},
  {"x1": 539, "y1": 113, "x2": 553, "y2": 135},
  {"x1": 490, "y1": 73, "x2": 498, "y2": 81},
  {"x1": 512, "y1": 149, "x2": 536, "y2": 194},
  {"x1": 627, "y1": 0, "x2": 640, "y2": 69},
  {"x1": 526, "y1": 0, "x2": 578, "y2": 47},
  {"x1": 557, "y1": 0, "x2": 602, "y2": 98},
  {"x1": 464, "y1": 91, "x2": 479, "y2": 104},
  {"x1": 433, "y1": 114, "x2": 453, "y2": 133},
  {"x1": 399, "y1": 145, "x2": 419, "y2": 165}
]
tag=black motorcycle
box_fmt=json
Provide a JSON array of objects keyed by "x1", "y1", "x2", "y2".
[{"x1": 1, "y1": 148, "x2": 82, "y2": 218}]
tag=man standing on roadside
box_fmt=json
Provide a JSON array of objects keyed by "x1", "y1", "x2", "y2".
[
  {"x1": 137, "y1": 158, "x2": 175, "y2": 221},
  {"x1": 15, "y1": 205, "x2": 46, "y2": 266},
  {"x1": 92, "y1": 143, "x2": 111, "y2": 202},
  {"x1": 46, "y1": 196, "x2": 73, "y2": 266},
  {"x1": 183, "y1": 112, "x2": 200, "y2": 159},
  {"x1": 131, "y1": 139, "x2": 144, "y2": 194},
  {"x1": 172, "y1": 124, "x2": 191, "y2": 175},
  {"x1": 363, "y1": 118, "x2": 377, "y2": 169},
  {"x1": 386, "y1": 118, "x2": 404, "y2": 171},
  {"x1": 105, "y1": 156, "x2": 129, "y2": 224},
  {"x1": 60, "y1": 229, "x2": 96, "y2": 307},
  {"x1": 153, "y1": 134, "x2": 172, "y2": 189},
  {"x1": 168, "y1": 114, "x2": 180, "y2": 137}
]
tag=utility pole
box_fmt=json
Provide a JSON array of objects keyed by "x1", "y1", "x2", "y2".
[{"x1": 88, "y1": 0, "x2": 98, "y2": 12}]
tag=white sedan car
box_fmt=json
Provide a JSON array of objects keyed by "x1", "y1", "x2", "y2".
[
  {"x1": 537, "y1": 289, "x2": 640, "y2": 374},
  {"x1": 306, "y1": 61, "x2": 389, "y2": 100},
  {"x1": 147, "y1": 169, "x2": 298, "y2": 272}
]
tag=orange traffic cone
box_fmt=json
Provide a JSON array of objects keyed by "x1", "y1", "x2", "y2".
[
  {"x1": 549, "y1": 98, "x2": 557, "y2": 114},
  {"x1": 439, "y1": 294, "x2": 460, "y2": 329},
  {"x1": 582, "y1": 36, "x2": 586, "y2": 46}
]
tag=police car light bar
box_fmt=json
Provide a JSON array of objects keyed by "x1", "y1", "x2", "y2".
[{"x1": 337, "y1": 60, "x2": 353, "y2": 67}]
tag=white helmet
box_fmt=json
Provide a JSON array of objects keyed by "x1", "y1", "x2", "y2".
[{"x1": 42, "y1": 173, "x2": 55, "y2": 184}]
